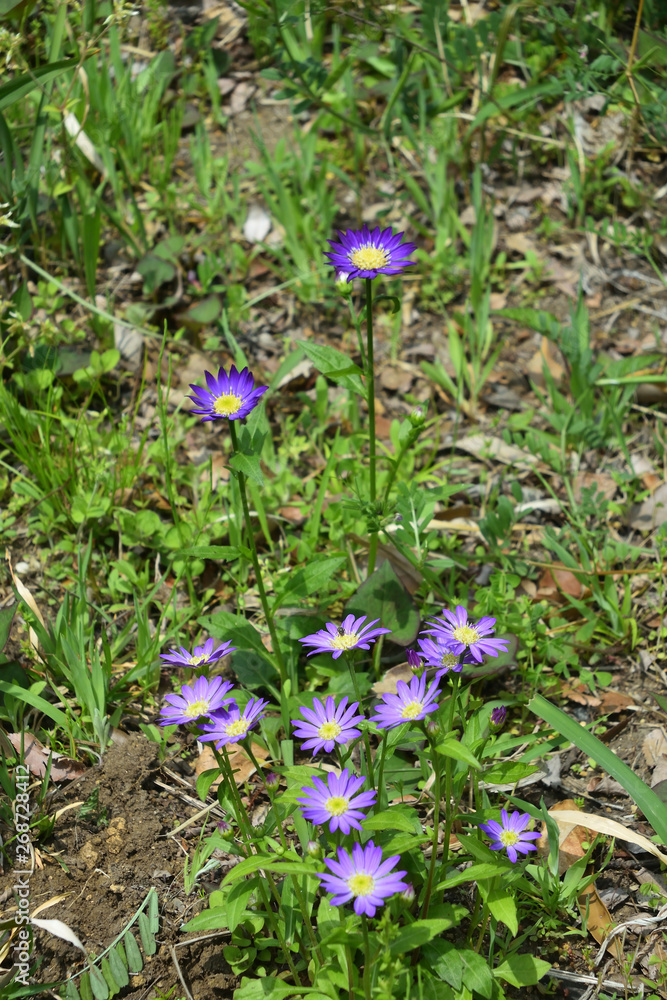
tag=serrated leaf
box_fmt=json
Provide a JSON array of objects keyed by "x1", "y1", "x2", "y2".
[
  {"x1": 459, "y1": 949, "x2": 493, "y2": 998},
  {"x1": 298, "y1": 341, "x2": 365, "y2": 395},
  {"x1": 107, "y1": 946, "x2": 129, "y2": 988},
  {"x1": 89, "y1": 965, "x2": 109, "y2": 1000},
  {"x1": 124, "y1": 932, "x2": 143, "y2": 974},
  {"x1": 138, "y1": 912, "x2": 156, "y2": 956},
  {"x1": 230, "y1": 450, "x2": 264, "y2": 486},
  {"x1": 344, "y1": 560, "x2": 419, "y2": 646},
  {"x1": 494, "y1": 953, "x2": 551, "y2": 987}
]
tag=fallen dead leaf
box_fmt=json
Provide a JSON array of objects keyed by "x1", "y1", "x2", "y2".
[
  {"x1": 573, "y1": 471, "x2": 617, "y2": 503},
  {"x1": 537, "y1": 799, "x2": 591, "y2": 874},
  {"x1": 559, "y1": 682, "x2": 601, "y2": 708},
  {"x1": 527, "y1": 336, "x2": 566, "y2": 386},
  {"x1": 455, "y1": 435, "x2": 539, "y2": 469},
  {"x1": 372, "y1": 663, "x2": 414, "y2": 696},
  {"x1": 548, "y1": 809, "x2": 667, "y2": 866},
  {"x1": 196, "y1": 742, "x2": 270, "y2": 789},
  {"x1": 7, "y1": 733, "x2": 86, "y2": 782},
  {"x1": 629, "y1": 482, "x2": 667, "y2": 531},
  {"x1": 598, "y1": 689, "x2": 637, "y2": 712},
  {"x1": 579, "y1": 882, "x2": 623, "y2": 962},
  {"x1": 537, "y1": 567, "x2": 583, "y2": 602},
  {"x1": 642, "y1": 729, "x2": 667, "y2": 768}
]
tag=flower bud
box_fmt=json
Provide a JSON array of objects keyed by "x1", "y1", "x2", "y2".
[
  {"x1": 400, "y1": 883, "x2": 416, "y2": 905},
  {"x1": 426, "y1": 719, "x2": 439, "y2": 737},
  {"x1": 265, "y1": 771, "x2": 280, "y2": 792},
  {"x1": 335, "y1": 270, "x2": 352, "y2": 293},
  {"x1": 216, "y1": 819, "x2": 234, "y2": 840},
  {"x1": 490, "y1": 706, "x2": 506, "y2": 730},
  {"x1": 306, "y1": 840, "x2": 323, "y2": 860},
  {"x1": 406, "y1": 648, "x2": 422, "y2": 671},
  {"x1": 409, "y1": 406, "x2": 426, "y2": 428}
]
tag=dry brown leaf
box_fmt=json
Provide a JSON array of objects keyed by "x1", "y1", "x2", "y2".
[
  {"x1": 537, "y1": 799, "x2": 592, "y2": 874},
  {"x1": 455, "y1": 435, "x2": 538, "y2": 468},
  {"x1": 537, "y1": 567, "x2": 583, "y2": 601},
  {"x1": 630, "y1": 482, "x2": 667, "y2": 531},
  {"x1": 372, "y1": 663, "x2": 414, "y2": 696},
  {"x1": 573, "y1": 471, "x2": 617, "y2": 503},
  {"x1": 628, "y1": 453, "x2": 662, "y2": 491},
  {"x1": 527, "y1": 337, "x2": 566, "y2": 386},
  {"x1": 548, "y1": 809, "x2": 667, "y2": 865},
  {"x1": 642, "y1": 729, "x2": 667, "y2": 768},
  {"x1": 579, "y1": 883, "x2": 623, "y2": 962},
  {"x1": 7, "y1": 733, "x2": 86, "y2": 782},
  {"x1": 559, "y1": 683, "x2": 601, "y2": 708},
  {"x1": 196, "y1": 742, "x2": 270, "y2": 789},
  {"x1": 598, "y1": 690, "x2": 637, "y2": 712}
]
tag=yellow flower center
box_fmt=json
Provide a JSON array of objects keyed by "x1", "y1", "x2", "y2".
[
  {"x1": 225, "y1": 718, "x2": 250, "y2": 737},
  {"x1": 500, "y1": 830, "x2": 520, "y2": 847},
  {"x1": 452, "y1": 625, "x2": 481, "y2": 646},
  {"x1": 441, "y1": 652, "x2": 458, "y2": 668},
  {"x1": 185, "y1": 698, "x2": 209, "y2": 718},
  {"x1": 325, "y1": 796, "x2": 349, "y2": 816},
  {"x1": 349, "y1": 244, "x2": 389, "y2": 271},
  {"x1": 213, "y1": 392, "x2": 243, "y2": 417},
  {"x1": 348, "y1": 873, "x2": 375, "y2": 896},
  {"x1": 400, "y1": 700, "x2": 423, "y2": 720},
  {"x1": 188, "y1": 653, "x2": 207, "y2": 666},
  {"x1": 330, "y1": 632, "x2": 359, "y2": 650},
  {"x1": 319, "y1": 721, "x2": 342, "y2": 740}
]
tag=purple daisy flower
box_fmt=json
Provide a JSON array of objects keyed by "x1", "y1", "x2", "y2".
[
  {"x1": 292, "y1": 696, "x2": 365, "y2": 755},
  {"x1": 369, "y1": 673, "x2": 441, "y2": 730},
  {"x1": 324, "y1": 225, "x2": 417, "y2": 282},
  {"x1": 197, "y1": 697, "x2": 269, "y2": 747},
  {"x1": 160, "y1": 638, "x2": 237, "y2": 670},
  {"x1": 187, "y1": 365, "x2": 268, "y2": 422},
  {"x1": 317, "y1": 840, "x2": 408, "y2": 917},
  {"x1": 424, "y1": 605, "x2": 510, "y2": 663},
  {"x1": 416, "y1": 636, "x2": 475, "y2": 676},
  {"x1": 297, "y1": 768, "x2": 376, "y2": 834},
  {"x1": 299, "y1": 615, "x2": 391, "y2": 660},
  {"x1": 159, "y1": 676, "x2": 236, "y2": 727},
  {"x1": 479, "y1": 809, "x2": 541, "y2": 864}
]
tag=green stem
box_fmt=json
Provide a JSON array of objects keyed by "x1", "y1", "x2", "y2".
[
  {"x1": 420, "y1": 746, "x2": 442, "y2": 919},
  {"x1": 340, "y1": 908, "x2": 355, "y2": 1000},
  {"x1": 365, "y1": 278, "x2": 379, "y2": 576},
  {"x1": 345, "y1": 654, "x2": 375, "y2": 788},
  {"x1": 374, "y1": 728, "x2": 390, "y2": 811},
  {"x1": 245, "y1": 744, "x2": 324, "y2": 966},
  {"x1": 436, "y1": 674, "x2": 461, "y2": 883},
  {"x1": 228, "y1": 420, "x2": 287, "y2": 687},
  {"x1": 213, "y1": 748, "x2": 301, "y2": 983},
  {"x1": 361, "y1": 915, "x2": 373, "y2": 999}
]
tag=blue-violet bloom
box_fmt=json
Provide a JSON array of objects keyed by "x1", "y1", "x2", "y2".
[
  {"x1": 198, "y1": 697, "x2": 269, "y2": 747},
  {"x1": 490, "y1": 705, "x2": 507, "y2": 729},
  {"x1": 188, "y1": 365, "x2": 268, "y2": 422},
  {"x1": 299, "y1": 615, "x2": 391, "y2": 660},
  {"x1": 297, "y1": 769, "x2": 376, "y2": 835},
  {"x1": 325, "y1": 225, "x2": 417, "y2": 282},
  {"x1": 292, "y1": 695, "x2": 365, "y2": 755},
  {"x1": 317, "y1": 840, "x2": 408, "y2": 917},
  {"x1": 159, "y1": 676, "x2": 236, "y2": 727},
  {"x1": 160, "y1": 637, "x2": 237, "y2": 670},
  {"x1": 424, "y1": 605, "x2": 510, "y2": 662},
  {"x1": 369, "y1": 673, "x2": 441, "y2": 730},
  {"x1": 417, "y1": 635, "x2": 474, "y2": 676},
  {"x1": 479, "y1": 809, "x2": 540, "y2": 863},
  {"x1": 406, "y1": 648, "x2": 422, "y2": 671}
]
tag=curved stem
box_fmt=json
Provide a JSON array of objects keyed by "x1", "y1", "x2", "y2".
[
  {"x1": 365, "y1": 278, "x2": 379, "y2": 576},
  {"x1": 420, "y1": 746, "x2": 442, "y2": 919},
  {"x1": 228, "y1": 420, "x2": 286, "y2": 686},
  {"x1": 345, "y1": 654, "x2": 375, "y2": 788}
]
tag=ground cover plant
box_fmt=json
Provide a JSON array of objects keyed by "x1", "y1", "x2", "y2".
[{"x1": 2, "y1": 0, "x2": 667, "y2": 998}]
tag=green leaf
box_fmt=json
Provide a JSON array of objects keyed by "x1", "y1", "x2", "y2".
[
  {"x1": 422, "y1": 940, "x2": 463, "y2": 989},
  {"x1": 100, "y1": 957, "x2": 120, "y2": 998},
  {"x1": 436, "y1": 862, "x2": 508, "y2": 891},
  {"x1": 298, "y1": 341, "x2": 365, "y2": 395},
  {"x1": 273, "y1": 556, "x2": 346, "y2": 610},
  {"x1": 0, "y1": 602, "x2": 15, "y2": 651},
  {"x1": 107, "y1": 947, "x2": 129, "y2": 988},
  {"x1": 495, "y1": 307, "x2": 562, "y2": 341},
  {"x1": 0, "y1": 58, "x2": 78, "y2": 109},
  {"x1": 196, "y1": 768, "x2": 220, "y2": 801},
  {"x1": 231, "y1": 650, "x2": 278, "y2": 691},
  {"x1": 184, "y1": 295, "x2": 222, "y2": 325},
  {"x1": 222, "y1": 853, "x2": 319, "y2": 884},
  {"x1": 137, "y1": 912, "x2": 156, "y2": 955},
  {"x1": 123, "y1": 932, "x2": 143, "y2": 974},
  {"x1": 494, "y1": 953, "x2": 551, "y2": 987},
  {"x1": 66, "y1": 979, "x2": 82, "y2": 1000},
  {"x1": 234, "y1": 979, "x2": 333, "y2": 999},
  {"x1": 482, "y1": 761, "x2": 541, "y2": 785},
  {"x1": 88, "y1": 965, "x2": 109, "y2": 1000},
  {"x1": 459, "y1": 949, "x2": 493, "y2": 998},
  {"x1": 362, "y1": 808, "x2": 419, "y2": 833},
  {"x1": 136, "y1": 252, "x2": 176, "y2": 294},
  {"x1": 435, "y1": 739, "x2": 482, "y2": 770},
  {"x1": 147, "y1": 888, "x2": 159, "y2": 935},
  {"x1": 230, "y1": 450, "x2": 264, "y2": 486},
  {"x1": 200, "y1": 611, "x2": 273, "y2": 661},
  {"x1": 529, "y1": 693, "x2": 667, "y2": 843},
  {"x1": 226, "y1": 877, "x2": 259, "y2": 933},
  {"x1": 390, "y1": 919, "x2": 460, "y2": 956},
  {"x1": 344, "y1": 560, "x2": 419, "y2": 646},
  {"x1": 0, "y1": 680, "x2": 69, "y2": 729},
  {"x1": 487, "y1": 887, "x2": 518, "y2": 935},
  {"x1": 183, "y1": 545, "x2": 239, "y2": 560}
]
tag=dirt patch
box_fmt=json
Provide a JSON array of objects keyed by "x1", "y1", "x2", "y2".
[{"x1": 1, "y1": 733, "x2": 241, "y2": 998}]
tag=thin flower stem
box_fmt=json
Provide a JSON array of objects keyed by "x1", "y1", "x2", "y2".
[
  {"x1": 340, "y1": 907, "x2": 355, "y2": 1000},
  {"x1": 374, "y1": 728, "x2": 390, "y2": 811},
  {"x1": 420, "y1": 745, "x2": 442, "y2": 919},
  {"x1": 345, "y1": 654, "x2": 375, "y2": 788},
  {"x1": 228, "y1": 421, "x2": 287, "y2": 687},
  {"x1": 361, "y1": 915, "x2": 373, "y2": 999},
  {"x1": 212, "y1": 748, "x2": 301, "y2": 983},
  {"x1": 436, "y1": 674, "x2": 461, "y2": 885},
  {"x1": 244, "y1": 744, "x2": 325, "y2": 966},
  {"x1": 365, "y1": 277, "x2": 379, "y2": 576}
]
